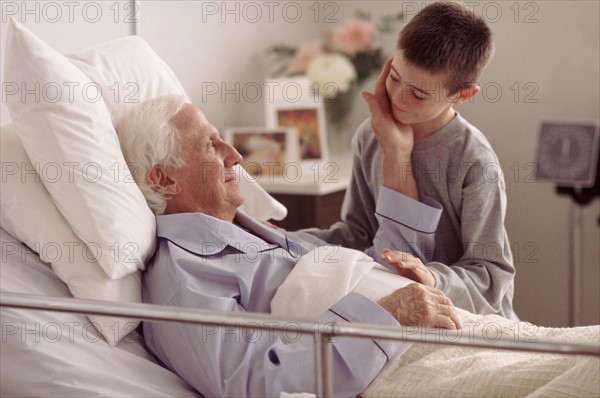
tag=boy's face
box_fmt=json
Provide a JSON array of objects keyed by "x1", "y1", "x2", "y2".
[{"x1": 385, "y1": 51, "x2": 461, "y2": 128}]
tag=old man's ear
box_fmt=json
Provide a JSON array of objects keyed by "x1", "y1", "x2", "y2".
[{"x1": 146, "y1": 165, "x2": 182, "y2": 196}]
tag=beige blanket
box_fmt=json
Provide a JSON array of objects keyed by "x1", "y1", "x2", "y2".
[
  {"x1": 271, "y1": 247, "x2": 600, "y2": 398},
  {"x1": 363, "y1": 309, "x2": 599, "y2": 397}
]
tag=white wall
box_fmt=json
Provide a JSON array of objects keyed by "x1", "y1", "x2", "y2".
[
  {"x1": 1, "y1": 0, "x2": 598, "y2": 326},
  {"x1": 0, "y1": 0, "x2": 132, "y2": 123}
]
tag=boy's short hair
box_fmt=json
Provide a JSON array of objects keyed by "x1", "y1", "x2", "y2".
[{"x1": 398, "y1": 1, "x2": 494, "y2": 94}]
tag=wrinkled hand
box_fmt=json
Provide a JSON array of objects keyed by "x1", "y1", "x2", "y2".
[
  {"x1": 378, "y1": 283, "x2": 461, "y2": 330},
  {"x1": 361, "y1": 58, "x2": 414, "y2": 156},
  {"x1": 381, "y1": 249, "x2": 435, "y2": 287}
]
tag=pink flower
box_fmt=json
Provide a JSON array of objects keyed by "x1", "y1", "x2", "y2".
[
  {"x1": 330, "y1": 19, "x2": 375, "y2": 56},
  {"x1": 284, "y1": 41, "x2": 321, "y2": 75}
]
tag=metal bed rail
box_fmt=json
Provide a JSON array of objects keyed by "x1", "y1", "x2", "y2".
[{"x1": 2, "y1": 291, "x2": 599, "y2": 398}]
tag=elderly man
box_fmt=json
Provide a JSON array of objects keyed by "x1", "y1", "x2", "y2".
[{"x1": 116, "y1": 96, "x2": 460, "y2": 398}]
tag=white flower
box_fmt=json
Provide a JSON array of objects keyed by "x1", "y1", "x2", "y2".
[{"x1": 306, "y1": 54, "x2": 357, "y2": 99}]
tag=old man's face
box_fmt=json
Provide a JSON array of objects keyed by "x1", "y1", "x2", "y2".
[{"x1": 153, "y1": 104, "x2": 244, "y2": 221}]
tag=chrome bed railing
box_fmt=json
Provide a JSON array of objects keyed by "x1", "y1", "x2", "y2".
[{"x1": 1, "y1": 291, "x2": 599, "y2": 398}]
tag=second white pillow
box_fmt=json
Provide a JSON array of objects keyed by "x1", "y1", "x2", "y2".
[{"x1": 5, "y1": 19, "x2": 155, "y2": 280}]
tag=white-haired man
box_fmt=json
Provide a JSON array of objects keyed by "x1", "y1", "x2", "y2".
[{"x1": 117, "y1": 96, "x2": 459, "y2": 398}]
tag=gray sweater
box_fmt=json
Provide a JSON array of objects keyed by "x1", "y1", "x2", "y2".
[{"x1": 307, "y1": 113, "x2": 517, "y2": 319}]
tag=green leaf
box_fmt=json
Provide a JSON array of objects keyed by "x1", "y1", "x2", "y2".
[{"x1": 355, "y1": 10, "x2": 371, "y2": 20}]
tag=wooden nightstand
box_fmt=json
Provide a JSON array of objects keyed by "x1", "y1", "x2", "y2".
[
  {"x1": 269, "y1": 189, "x2": 346, "y2": 230},
  {"x1": 257, "y1": 157, "x2": 352, "y2": 231}
]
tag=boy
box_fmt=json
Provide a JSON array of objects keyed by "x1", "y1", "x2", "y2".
[{"x1": 306, "y1": 2, "x2": 517, "y2": 319}]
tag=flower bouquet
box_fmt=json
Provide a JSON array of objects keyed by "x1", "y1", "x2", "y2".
[{"x1": 269, "y1": 11, "x2": 403, "y2": 150}]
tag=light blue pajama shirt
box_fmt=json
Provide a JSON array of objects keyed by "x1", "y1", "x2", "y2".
[{"x1": 143, "y1": 190, "x2": 442, "y2": 397}]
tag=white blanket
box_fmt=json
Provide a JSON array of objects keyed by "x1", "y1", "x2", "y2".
[
  {"x1": 272, "y1": 248, "x2": 600, "y2": 397},
  {"x1": 271, "y1": 247, "x2": 412, "y2": 317}
]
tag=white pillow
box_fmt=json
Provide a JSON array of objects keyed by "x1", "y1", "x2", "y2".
[
  {"x1": 69, "y1": 35, "x2": 286, "y2": 221},
  {"x1": 4, "y1": 19, "x2": 155, "y2": 280},
  {"x1": 68, "y1": 36, "x2": 187, "y2": 126},
  {"x1": 1, "y1": 19, "x2": 286, "y2": 343},
  {"x1": 236, "y1": 164, "x2": 287, "y2": 221},
  {"x1": 0, "y1": 124, "x2": 140, "y2": 345}
]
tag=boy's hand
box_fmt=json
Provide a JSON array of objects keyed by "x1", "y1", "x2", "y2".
[
  {"x1": 362, "y1": 58, "x2": 418, "y2": 200},
  {"x1": 361, "y1": 58, "x2": 414, "y2": 156},
  {"x1": 380, "y1": 249, "x2": 435, "y2": 287}
]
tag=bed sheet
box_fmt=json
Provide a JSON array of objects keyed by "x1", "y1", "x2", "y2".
[
  {"x1": 0, "y1": 228, "x2": 200, "y2": 398},
  {"x1": 2, "y1": 226, "x2": 599, "y2": 397}
]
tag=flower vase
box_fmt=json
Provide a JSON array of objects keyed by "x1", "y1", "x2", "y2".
[{"x1": 324, "y1": 85, "x2": 357, "y2": 155}]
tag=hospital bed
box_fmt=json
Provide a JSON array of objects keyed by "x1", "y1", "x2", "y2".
[{"x1": 1, "y1": 18, "x2": 599, "y2": 398}]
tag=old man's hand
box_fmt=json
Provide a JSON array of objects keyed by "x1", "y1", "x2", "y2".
[{"x1": 378, "y1": 283, "x2": 462, "y2": 330}]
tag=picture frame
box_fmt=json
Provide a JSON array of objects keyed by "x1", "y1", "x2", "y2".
[
  {"x1": 223, "y1": 126, "x2": 299, "y2": 178},
  {"x1": 265, "y1": 77, "x2": 329, "y2": 164}
]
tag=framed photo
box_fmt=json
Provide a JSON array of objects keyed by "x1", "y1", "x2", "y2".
[
  {"x1": 265, "y1": 78, "x2": 328, "y2": 163},
  {"x1": 223, "y1": 127, "x2": 299, "y2": 177}
]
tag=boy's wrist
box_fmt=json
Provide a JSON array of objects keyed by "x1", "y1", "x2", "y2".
[
  {"x1": 381, "y1": 145, "x2": 412, "y2": 161},
  {"x1": 382, "y1": 157, "x2": 418, "y2": 200}
]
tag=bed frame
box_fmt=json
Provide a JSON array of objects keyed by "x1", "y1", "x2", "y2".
[
  {"x1": 2, "y1": 291, "x2": 598, "y2": 398},
  {"x1": 2, "y1": 3, "x2": 598, "y2": 397}
]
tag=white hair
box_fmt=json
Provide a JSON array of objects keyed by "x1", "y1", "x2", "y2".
[{"x1": 116, "y1": 95, "x2": 188, "y2": 215}]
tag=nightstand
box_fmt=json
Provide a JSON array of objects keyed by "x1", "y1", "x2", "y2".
[{"x1": 257, "y1": 156, "x2": 352, "y2": 231}]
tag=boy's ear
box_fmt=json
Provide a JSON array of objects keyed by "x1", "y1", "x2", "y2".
[
  {"x1": 146, "y1": 165, "x2": 182, "y2": 196},
  {"x1": 454, "y1": 85, "x2": 480, "y2": 105}
]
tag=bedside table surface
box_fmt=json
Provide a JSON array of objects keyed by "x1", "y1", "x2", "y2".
[{"x1": 257, "y1": 156, "x2": 353, "y2": 195}]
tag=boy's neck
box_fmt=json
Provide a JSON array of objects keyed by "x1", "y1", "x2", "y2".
[{"x1": 412, "y1": 107, "x2": 457, "y2": 142}]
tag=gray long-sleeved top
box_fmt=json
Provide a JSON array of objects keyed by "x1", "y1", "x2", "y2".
[{"x1": 306, "y1": 113, "x2": 517, "y2": 319}]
